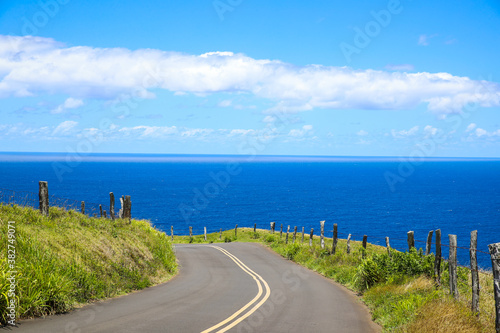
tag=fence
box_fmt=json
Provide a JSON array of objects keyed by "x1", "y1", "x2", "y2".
[
  {"x1": 171, "y1": 221, "x2": 500, "y2": 331},
  {"x1": 0, "y1": 181, "x2": 131, "y2": 220}
]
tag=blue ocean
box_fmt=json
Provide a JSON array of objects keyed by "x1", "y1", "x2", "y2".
[{"x1": 1, "y1": 153, "x2": 499, "y2": 268}]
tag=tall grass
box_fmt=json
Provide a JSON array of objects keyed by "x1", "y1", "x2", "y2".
[{"x1": 0, "y1": 204, "x2": 176, "y2": 325}]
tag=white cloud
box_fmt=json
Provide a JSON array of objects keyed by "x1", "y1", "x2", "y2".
[
  {"x1": 423, "y1": 125, "x2": 438, "y2": 138},
  {"x1": 391, "y1": 126, "x2": 419, "y2": 138},
  {"x1": 418, "y1": 34, "x2": 438, "y2": 46},
  {"x1": 288, "y1": 125, "x2": 313, "y2": 138},
  {"x1": 466, "y1": 123, "x2": 477, "y2": 132},
  {"x1": 1, "y1": 35, "x2": 500, "y2": 115},
  {"x1": 218, "y1": 99, "x2": 232, "y2": 107},
  {"x1": 52, "y1": 120, "x2": 78, "y2": 135},
  {"x1": 475, "y1": 128, "x2": 488, "y2": 137},
  {"x1": 52, "y1": 97, "x2": 84, "y2": 114},
  {"x1": 473, "y1": 128, "x2": 500, "y2": 138},
  {"x1": 357, "y1": 130, "x2": 369, "y2": 136}
]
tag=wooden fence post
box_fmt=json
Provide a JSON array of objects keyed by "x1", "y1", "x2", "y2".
[
  {"x1": 385, "y1": 236, "x2": 391, "y2": 257},
  {"x1": 81, "y1": 201, "x2": 85, "y2": 215},
  {"x1": 362, "y1": 235, "x2": 367, "y2": 258},
  {"x1": 470, "y1": 230, "x2": 479, "y2": 315},
  {"x1": 331, "y1": 223, "x2": 338, "y2": 255},
  {"x1": 204, "y1": 227, "x2": 207, "y2": 241},
  {"x1": 99, "y1": 204, "x2": 103, "y2": 218},
  {"x1": 449, "y1": 234, "x2": 459, "y2": 299},
  {"x1": 309, "y1": 228, "x2": 314, "y2": 247},
  {"x1": 270, "y1": 222, "x2": 275, "y2": 234},
  {"x1": 122, "y1": 195, "x2": 131, "y2": 220},
  {"x1": 171, "y1": 226, "x2": 174, "y2": 241},
  {"x1": 320, "y1": 220, "x2": 325, "y2": 249},
  {"x1": 109, "y1": 192, "x2": 115, "y2": 220},
  {"x1": 234, "y1": 224, "x2": 238, "y2": 238},
  {"x1": 301, "y1": 227, "x2": 305, "y2": 243},
  {"x1": 189, "y1": 226, "x2": 193, "y2": 239},
  {"x1": 434, "y1": 229, "x2": 442, "y2": 284},
  {"x1": 487, "y1": 242, "x2": 500, "y2": 332},
  {"x1": 346, "y1": 234, "x2": 352, "y2": 254},
  {"x1": 280, "y1": 224, "x2": 283, "y2": 238},
  {"x1": 220, "y1": 228, "x2": 222, "y2": 240},
  {"x1": 407, "y1": 231, "x2": 415, "y2": 251},
  {"x1": 293, "y1": 226, "x2": 297, "y2": 243},
  {"x1": 426, "y1": 230, "x2": 434, "y2": 255},
  {"x1": 285, "y1": 225, "x2": 290, "y2": 244},
  {"x1": 254, "y1": 223, "x2": 257, "y2": 233},
  {"x1": 103, "y1": 211, "x2": 107, "y2": 218},
  {"x1": 38, "y1": 181, "x2": 49, "y2": 216}
]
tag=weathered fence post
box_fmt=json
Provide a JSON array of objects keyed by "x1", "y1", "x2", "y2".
[
  {"x1": 449, "y1": 234, "x2": 459, "y2": 299},
  {"x1": 220, "y1": 228, "x2": 222, "y2": 240},
  {"x1": 285, "y1": 225, "x2": 290, "y2": 244},
  {"x1": 270, "y1": 222, "x2": 275, "y2": 234},
  {"x1": 204, "y1": 227, "x2": 207, "y2": 241},
  {"x1": 385, "y1": 236, "x2": 391, "y2": 257},
  {"x1": 293, "y1": 226, "x2": 297, "y2": 243},
  {"x1": 122, "y1": 195, "x2": 131, "y2": 220},
  {"x1": 434, "y1": 229, "x2": 442, "y2": 284},
  {"x1": 109, "y1": 192, "x2": 115, "y2": 220},
  {"x1": 81, "y1": 201, "x2": 85, "y2": 215},
  {"x1": 99, "y1": 204, "x2": 103, "y2": 218},
  {"x1": 301, "y1": 227, "x2": 305, "y2": 243},
  {"x1": 189, "y1": 226, "x2": 193, "y2": 239},
  {"x1": 346, "y1": 234, "x2": 352, "y2": 254},
  {"x1": 407, "y1": 231, "x2": 415, "y2": 251},
  {"x1": 171, "y1": 226, "x2": 174, "y2": 241},
  {"x1": 235, "y1": 224, "x2": 238, "y2": 238},
  {"x1": 488, "y1": 242, "x2": 500, "y2": 332},
  {"x1": 426, "y1": 230, "x2": 434, "y2": 255},
  {"x1": 470, "y1": 230, "x2": 479, "y2": 315},
  {"x1": 280, "y1": 224, "x2": 283, "y2": 238},
  {"x1": 103, "y1": 211, "x2": 107, "y2": 218},
  {"x1": 331, "y1": 223, "x2": 338, "y2": 255},
  {"x1": 309, "y1": 228, "x2": 314, "y2": 247},
  {"x1": 362, "y1": 235, "x2": 367, "y2": 258},
  {"x1": 254, "y1": 223, "x2": 257, "y2": 233},
  {"x1": 320, "y1": 220, "x2": 325, "y2": 249},
  {"x1": 38, "y1": 181, "x2": 49, "y2": 216}
]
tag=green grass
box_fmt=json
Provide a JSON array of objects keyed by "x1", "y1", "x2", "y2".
[
  {"x1": 173, "y1": 228, "x2": 495, "y2": 332},
  {"x1": 0, "y1": 204, "x2": 177, "y2": 325}
]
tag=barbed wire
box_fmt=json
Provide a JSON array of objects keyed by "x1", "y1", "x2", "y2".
[{"x1": 0, "y1": 187, "x2": 112, "y2": 218}]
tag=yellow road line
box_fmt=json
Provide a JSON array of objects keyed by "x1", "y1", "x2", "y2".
[{"x1": 201, "y1": 246, "x2": 271, "y2": 333}]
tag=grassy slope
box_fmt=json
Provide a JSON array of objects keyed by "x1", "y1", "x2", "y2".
[
  {"x1": 0, "y1": 204, "x2": 176, "y2": 325},
  {"x1": 174, "y1": 228, "x2": 495, "y2": 332}
]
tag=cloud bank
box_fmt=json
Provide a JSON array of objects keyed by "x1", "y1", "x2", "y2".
[{"x1": 1, "y1": 35, "x2": 499, "y2": 114}]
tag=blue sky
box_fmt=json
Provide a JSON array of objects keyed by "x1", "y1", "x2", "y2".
[{"x1": 1, "y1": 0, "x2": 500, "y2": 157}]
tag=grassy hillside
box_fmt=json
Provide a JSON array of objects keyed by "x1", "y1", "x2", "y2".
[
  {"x1": 0, "y1": 204, "x2": 176, "y2": 325},
  {"x1": 174, "y1": 228, "x2": 496, "y2": 332}
]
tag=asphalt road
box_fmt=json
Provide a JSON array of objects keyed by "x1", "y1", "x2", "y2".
[{"x1": 9, "y1": 243, "x2": 380, "y2": 333}]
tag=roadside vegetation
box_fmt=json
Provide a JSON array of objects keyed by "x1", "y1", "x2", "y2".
[
  {"x1": 174, "y1": 228, "x2": 496, "y2": 332},
  {"x1": 0, "y1": 204, "x2": 176, "y2": 325}
]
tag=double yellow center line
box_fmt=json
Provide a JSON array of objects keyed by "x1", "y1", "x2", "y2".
[{"x1": 201, "y1": 245, "x2": 271, "y2": 333}]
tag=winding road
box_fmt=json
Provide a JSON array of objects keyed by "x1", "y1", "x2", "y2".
[{"x1": 10, "y1": 243, "x2": 380, "y2": 332}]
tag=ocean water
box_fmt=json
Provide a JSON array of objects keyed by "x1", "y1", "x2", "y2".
[{"x1": 1, "y1": 153, "x2": 499, "y2": 268}]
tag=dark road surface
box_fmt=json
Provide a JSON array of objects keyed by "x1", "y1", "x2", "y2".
[{"x1": 9, "y1": 243, "x2": 380, "y2": 332}]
